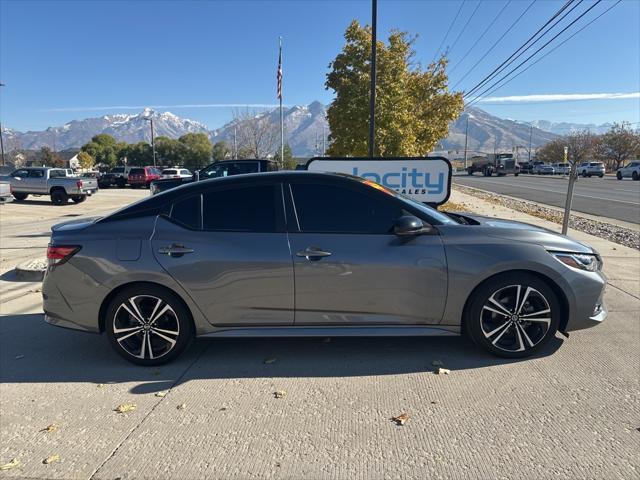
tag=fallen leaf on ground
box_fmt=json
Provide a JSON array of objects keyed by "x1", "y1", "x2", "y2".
[
  {"x1": 114, "y1": 403, "x2": 136, "y2": 414},
  {"x1": 0, "y1": 458, "x2": 19, "y2": 470},
  {"x1": 436, "y1": 367, "x2": 451, "y2": 375},
  {"x1": 41, "y1": 424, "x2": 58, "y2": 433},
  {"x1": 43, "y1": 454, "x2": 60, "y2": 465},
  {"x1": 97, "y1": 383, "x2": 106, "y2": 388},
  {"x1": 430, "y1": 401, "x2": 438, "y2": 405},
  {"x1": 155, "y1": 391, "x2": 167, "y2": 398},
  {"x1": 274, "y1": 390, "x2": 286, "y2": 399},
  {"x1": 431, "y1": 360, "x2": 443, "y2": 367},
  {"x1": 219, "y1": 406, "x2": 228, "y2": 411},
  {"x1": 177, "y1": 403, "x2": 186, "y2": 410},
  {"x1": 391, "y1": 413, "x2": 409, "y2": 426},
  {"x1": 263, "y1": 357, "x2": 277, "y2": 364}
]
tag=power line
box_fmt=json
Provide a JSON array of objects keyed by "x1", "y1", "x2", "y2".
[
  {"x1": 466, "y1": 0, "x2": 623, "y2": 106},
  {"x1": 464, "y1": 0, "x2": 579, "y2": 98},
  {"x1": 466, "y1": 0, "x2": 605, "y2": 108},
  {"x1": 432, "y1": 0, "x2": 466, "y2": 64},
  {"x1": 452, "y1": 0, "x2": 536, "y2": 90},
  {"x1": 450, "y1": 0, "x2": 512, "y2": 74},
  {"x1": 447, "y1": 0, "x2": 483, "y2": 57}
]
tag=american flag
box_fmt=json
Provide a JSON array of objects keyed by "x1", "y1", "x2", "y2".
[{"x1": 277, "y1": 41, "x2": 282, "y2": 100}]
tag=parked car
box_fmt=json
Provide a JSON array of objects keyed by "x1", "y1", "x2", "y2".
[
  {"x1": 535, "y1": 164, "x2": 555, "y2": 175},
  {"x1": 531, "y1": 161, "x2": 545, "y2": 174},
  {"x1": 100, "y1": 166, "x2": 133, "y2": 188},
  {"x1": 551, "y1": 163, "x2": 570, "y2": 175},
  {"x1": 160, "y1": 168, "x2": 192, "y2": 180},
  {"x1": 150, "y1": 159, "x2": 277, "y2": 195},
  {"x1": 42, "y1": 171, "x2": 606, "y2": 365},
  {"x1": 616, "y1": 161, "x2": 640, "y2": 181},
  {"x1": 0, "y1": 180, "x2": 13, "y2": 203},
  {"x1": 578, "y1": 162, "x2": 605, "y2": 178},
  {"x1": 1, "y1": 167, "x2": 98, "y2": 205},
  {"x1": 128, "y1": 167, "x2": 162, "y2": 188},
  {"x1": 518, "y1": 162, "x2": 533, "y2": 174},
  {"x1": 81, "y1": 171, "x2": 103, "y2": 184}
]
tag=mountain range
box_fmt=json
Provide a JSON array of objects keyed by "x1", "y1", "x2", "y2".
[{"x1": 1, "y1": 103, "x2": 615, "y2": 157}]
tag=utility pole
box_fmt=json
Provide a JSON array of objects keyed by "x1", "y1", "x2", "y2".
[
  {"x1": 322, "y1": 122, "x2": 326, "y2": 156},
  {"x1": 144, "y1": 113, "x2": 156, "y2": 167},
  {"x1": 368, "y1": 0, "x2": 377, "y2": 158},
  {"x1": 528, "y1": 124, "x2": 533, "y2": 163},
  {"x1": 0, "y1": 82, "x2": 4, "y2": 166},
  {"x1": 233, "y1": 125, "x2": 237, "y2": 159},
  {"x1": 463, "y1": 114, "x2": 469, "y2": 169}
]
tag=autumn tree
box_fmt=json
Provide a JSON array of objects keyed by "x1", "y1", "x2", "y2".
[
  {"x1": 594, "y1": 123, "x2": 640, "y2": 170},
  {"x1": 39, "y1": 146, "x2": 66, "y2": 167},
  {"x1": 325, "y1": 20, "x2": 464, "y2": 157},
  {"x1": 77, "y1": 151, "x2": 94, "y2": 170},
  {"x1": 538, "y1": 131, "x2": 595, "y2": 167},
  {"x1": 537, "y1": 138, "x2": 566, "y2": 164},
  {"x1": 232, "y1": 109, "x2": 278, "y2": 159}
]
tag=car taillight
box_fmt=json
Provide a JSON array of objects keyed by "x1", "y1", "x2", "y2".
[
  {"x1": 76, "y1": 180, "x2": 83, "y2": 188},
  {"x1": 47, "y1": 245, "x2": 81, "y2": 266}
]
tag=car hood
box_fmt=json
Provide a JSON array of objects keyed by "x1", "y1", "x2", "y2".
[
  {"x1": 52, "y1": 216, "x2": 102, "y2": 233},
  {"x1": 448, "y1": 212, "x2": 596, "y2": 254}
]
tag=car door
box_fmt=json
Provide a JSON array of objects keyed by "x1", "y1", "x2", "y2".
[
  {"x1": 286, "y1": 178, "x2": 448, "y2": 326},
  {"x1": 9, "y1": 169, "x2": 31, "y2": 192},
  {"x1": 27, "y1": 169, "x2": 48, "y2": 193},
  {"x1": 151, "y1": 181, "x2": 294, "y2": 326}
]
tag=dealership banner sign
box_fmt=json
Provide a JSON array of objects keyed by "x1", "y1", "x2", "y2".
[{"x1": 306, "y1": 157, "x2": 452, "y2": 206}]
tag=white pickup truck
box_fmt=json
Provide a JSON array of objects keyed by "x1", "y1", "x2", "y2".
[{"x1": 1, "y1": 167, "x2": 98, "y2": 205}]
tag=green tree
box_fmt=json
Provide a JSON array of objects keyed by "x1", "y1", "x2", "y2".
[
  {"x1": 325, "y1": 20, "x2": 464, "y2": 157},
  {"x1": 81, "y1": 134, "x2": 119, "y2": 168},
  {"x1": 77, "y1": 151, "x2": 94, "y2": 170},
  {"x1": 212, "y1": 141, "x2": 230, "y2": 161},
  {"x1": 155, "y1": 136, "x2": 184, "y2": 166},
  {"x1": 179, "y1": 133, "x2": 212, "y2": 170},
  {"x1": 39, "y1": 146, "x2": 66, "y2": 167},
  {"x1": 124, "y1": 142, "x2": 153, "y2": 166},
  {"x1": 273, "y1": 143, "x2": 296, "y2": 169}
]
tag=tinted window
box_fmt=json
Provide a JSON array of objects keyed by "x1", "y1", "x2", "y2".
[
  {"x1": 29, "y1": 170, "x2": 45, "y2": 178},
  {"x1": 12, "y1": 169, "x2": 29, "y2": 177},
  {"x1": 163, "y1": 170, "x2": 177, "y2": 175},
  {"x1": 49, "y1": 169, "x2": 65, "y2": 178},
  {"x1": 112, "y1": 167, "x2": 124, "y2": 174},
  {"x1": 290, "y1": 183, "x2": 402, "y2": 234},
  {"x1": 130, "y1": 168, "x2": 144, "y2": 175},
  {"x1": 203, "y1": 185, "x2": 278, "y2": 232},
  {"x1": 171, "y1": 195, "x2": 201, "y2": 230}
]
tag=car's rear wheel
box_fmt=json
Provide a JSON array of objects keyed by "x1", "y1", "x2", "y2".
[
  {"x1": 633, "y1": 171, "x2": 639, "y2": 181},
  {"x1": 466, "y1": 273, "x2": 560, "y2": 358},
  {"x1": 12, "y1": 192, "x2": 28, "y2": 201},
  {"x1": 617, "y1": 171, "x2": 623, "y2": 180},
  {"x1": 106, "y1": 285, "x2": 193, "y2": 365},
  {"x1": 50, "y1": 189, "x2": 68, "y2": 205},
  {"x1": 582, "y1": 170, "x2": 588, "y2": 177}
]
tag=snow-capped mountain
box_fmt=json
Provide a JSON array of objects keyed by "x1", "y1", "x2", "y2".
[
  {"x1": 524, "y1": 119, "x2": 613, "y2": 136},
  {"x1": 7, "y1": 109, "x2": 210, "y2": 151}
]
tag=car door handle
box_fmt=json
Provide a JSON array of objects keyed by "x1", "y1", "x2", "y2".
[
  {"x1": 158, "y1": 244, "x2": 194, "y2": 257},
  {"x1": 296, "y1": 246, "x2": 332, "y2": 260}
]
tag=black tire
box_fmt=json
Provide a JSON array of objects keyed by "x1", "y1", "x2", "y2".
[
  {"x1": 633, "y1": 171, "x2": 639, "y2": 181},
  {"x1": 12, "y1": 192, "x2": 28, "y2": 201},
  {"x1": 598, "y1": 174, "x2": 603, "y2": 178},
  {"x1": 465, "y1": 272, "x2": 560, "y2": 358},
  {"x1": 467, "y1": 170, "x2": 473, "y2": 175},
  {"x1": 116, "y1": 178, "x2": 126, "y2": 188},
  {"x1": 71, "y1": 195, "x2": 86, "y2": 204},
  {"x1": 617, "y1": 172, "x2": 622, "y2": 180},
  {"x1": 514, "y1": 172, "x2": 519, "y2": 177},
  {"x1": 105, "y1": 284, "x2": 193, "y2": 366},
  {"x1": 50, "y1": 189, "x2": 68, "y2": 206}
]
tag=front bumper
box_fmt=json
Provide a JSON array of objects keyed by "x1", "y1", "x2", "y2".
[{"x1": 563, "y1": 269, "x2": 608, "y2": 332}]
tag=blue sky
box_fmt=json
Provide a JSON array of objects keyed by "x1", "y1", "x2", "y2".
[{"x1": 1, "y1": 0, "x2": 638, "y2": 132}]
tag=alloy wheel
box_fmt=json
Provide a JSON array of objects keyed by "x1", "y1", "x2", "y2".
[
  {"x1": 480, "y1": 284, "x2": 552, "y2": 353},
  {"x1": 113, "y1": 295, "x2": 180, "y2": 360}
]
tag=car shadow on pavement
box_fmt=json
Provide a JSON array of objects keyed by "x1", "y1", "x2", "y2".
[{"x1": 0, "y1": 313, "x2": 563, "y2": 394}]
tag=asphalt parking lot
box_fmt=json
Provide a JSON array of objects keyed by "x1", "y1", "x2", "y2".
[
  {"x1": 453, "y1": 174, "x2": 640, "y2": 224},
  {"x1": 1, "y1": 188, "x2": 639, "y2": 479}
]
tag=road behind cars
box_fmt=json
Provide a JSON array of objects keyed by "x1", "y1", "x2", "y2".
[
  {"x1": 0, "y1": 187, "x2": 638, "y2": 479},
  {"x1": 453, "y1": 174, "x2": 640, "y2": 224}
]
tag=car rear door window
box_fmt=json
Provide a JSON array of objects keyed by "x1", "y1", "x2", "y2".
[
  {"x1": 290, "y1": 183, "x2": 402, "y2": 234},
  {"x1": 170, "y1": 194, "x2": 202, "y2": 230},
  {"x1": 202, "y1": 185, "x2": 279, "y2": 232}
]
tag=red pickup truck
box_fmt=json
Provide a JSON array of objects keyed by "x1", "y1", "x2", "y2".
[{"x1": 128, "y1": 167, "x2": 162, "y2": 188}]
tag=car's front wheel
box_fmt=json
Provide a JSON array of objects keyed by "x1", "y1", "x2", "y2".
[
  {"x1": 633, "y1": 171, "x2": 639, "y2": 181},
  {"x1": 466, "y1": 273, "x2": 560, "y2": 358},
  {"x1": 105, "y1": 285, "x2": 193, "y2": 365},
  {"x1": 617, "y1": 171, "x2": 623, "y2": 180},
  {"x1": 12, "y1": 192, "x2": 28, "y2": 201}
]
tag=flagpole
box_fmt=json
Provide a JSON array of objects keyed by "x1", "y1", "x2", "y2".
[{"x1": 279, "y1": 37, "x2": 284, "y2": 167}]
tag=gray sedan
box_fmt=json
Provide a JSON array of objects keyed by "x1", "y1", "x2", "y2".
[{"x1": 42, "y1": 171, "x2": 607, "y2": 365}]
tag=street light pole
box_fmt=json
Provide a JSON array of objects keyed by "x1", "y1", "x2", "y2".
[
  {"x1": 0, "y1": 82, "x2": 6, "y2": 166},
  {"x1": 144, "y1": 113, "x2": 156, "y2": 167},
  {"x1": 368, "y1": 0, "x2": 377, "y2": 158},
  {"x1": 463, "y1": 114, "x2": 469, "y2": 169},
  {"x1": 528, "y1": 124, "x2": 533, "y2": 163}
]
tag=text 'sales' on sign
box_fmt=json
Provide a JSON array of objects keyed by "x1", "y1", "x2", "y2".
[{"x1": 306, "y1": 157, "x2": 452, "y2": 206}]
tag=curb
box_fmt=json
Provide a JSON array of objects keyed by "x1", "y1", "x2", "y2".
[{"x1": 14, "y1": 259, "x2": 47, "y2": 282}]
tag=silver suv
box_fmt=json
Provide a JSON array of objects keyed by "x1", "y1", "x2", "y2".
[{"x1": 578, "y1": 162, "x2": 605, "y2": 178}]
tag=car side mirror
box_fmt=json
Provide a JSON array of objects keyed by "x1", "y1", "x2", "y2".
[{"x1": 394, "y1": 215, "x2": 433, "y2": 236}]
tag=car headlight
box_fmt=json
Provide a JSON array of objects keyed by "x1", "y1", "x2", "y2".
[{"x1": 552, "y1": 252, "x2": 602, "y2": 272}]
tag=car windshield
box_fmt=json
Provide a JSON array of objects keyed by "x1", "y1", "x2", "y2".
[{"x1": 357, "y1": 178, "x2": 458, "y2": 225}]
